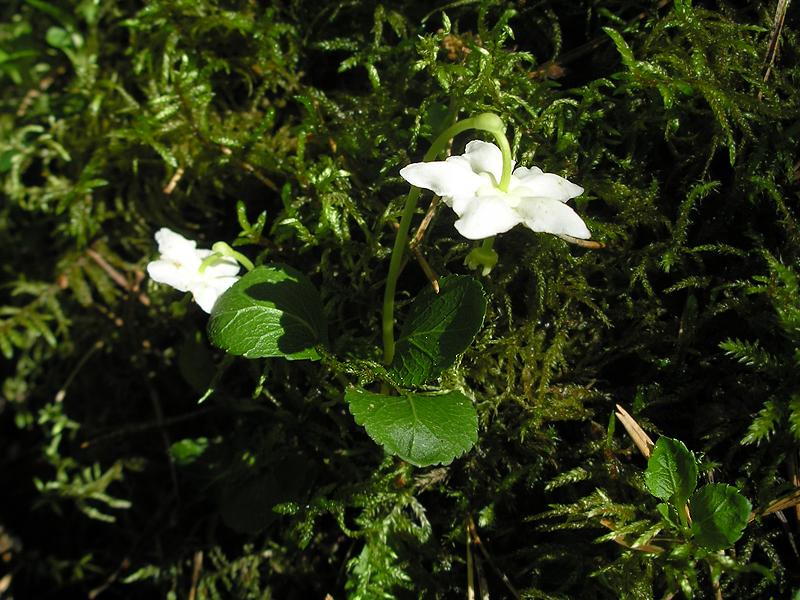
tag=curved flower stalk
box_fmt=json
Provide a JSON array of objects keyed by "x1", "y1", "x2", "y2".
[
  {"x1": 147, "y1": 228, "x2": 242, "y2": 313},
  {"x1": 399, "y1": 140, "x2": 590, "y2": 240}
]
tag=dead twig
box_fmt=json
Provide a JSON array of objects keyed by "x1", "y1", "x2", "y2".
[
  {"x1": 760, "y1": 0, "x2": 790, "y2": 97},
  {"x1": 392, "y1": 221, "x2": 440, "y2": 293},
  {"x1": 188, "y1": 551, "x2": 203, "y2": 600},
  {"x1": 555, "y1": 233, "x2": 606, "y2": 249},
  {"x1": 615, "y1": 404, "x2": 655, "y2": 459},
  {"x1": 466, "y1": 516, "x2": 522, "y2": 600}
]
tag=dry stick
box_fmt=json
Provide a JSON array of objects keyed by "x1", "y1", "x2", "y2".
[
  {"x1": 86, "y1": 248, "x2": 129, "y2": 290},
  {"x1": 774, "y1": 511, "x2": 800, "y2": 566},
  {"x1": 55, "y1": 340, "x2": 104, "y2": 403},
  {"x1": 88, "y1": 557, "x2": 131, "y2": 599},
  {"x1": 614, "y1": 404, "x2": 654, "y2": 460},
  {"x1": 760, "y1": 0, "x2": 790, "y2": 97},
  {"x1": 409, "y1": 194, "x2": 441, "y2": 252},
  {"x1": 555, "y1": 233, "x2": 606, "y2": 249},
  {"x1": 467, "y1": 521, "x2": 475, "y2": 600},
  {"x1": 474, "y1": 552, "x2": 490, "y2": 600},
  {"x1": 407, "y1": 194, "x2": 442, "y2": 291},
  {"x1": 217, "y1": 143, "x2": 279, "y2": 193},
  {"x1": 188, "y1": 550, "x2": 203, "y2": 600},
  {"x1": 391, "y1": 221, "x2": 440, "y2": 293},
  {"x1": 749, "y1": 487, "x2": 800, "y2": 522},
  {"x1": 143, "y1": 376, "x2": 181, "y2": 513},
  {"x1": 791, "y1": 451, "x2": 800, "y2": 522},
  {"x1": 86, "y1": 247, "x2": 150, "y2": 306},
  {"x1": 80, "y1": 407, "x2": 218, "y2": 449},
  {"x1": 163, "y1": 166, "x2": 185, "y2": 194},
  {"x1": 466, "y1": 516, "x2": 522, "y2": 600}
]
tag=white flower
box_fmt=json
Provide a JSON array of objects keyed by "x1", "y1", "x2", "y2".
[
  {"x1": 146, "y1": 228, "x2": 241, "y2": 313},
  {"x1": 399, "y1": 140, "x2": 590, "y2": 240}
]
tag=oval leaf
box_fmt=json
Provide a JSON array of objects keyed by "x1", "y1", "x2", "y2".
[
  {"x1": 645, "y1": 436, "x2": 697, "y2": 505},
  {"x1": 346, "y1": 387, "x2": 478, "y2": 467},
  {"x1": 690, "y1": 483, "x2": 751, "y2": 551},
  {"x1": 208, "y1": 264, "x2": 326, "y2": 360},
  {"x1": 389, "y1": 275, "x2": 486, "y2": 387}
]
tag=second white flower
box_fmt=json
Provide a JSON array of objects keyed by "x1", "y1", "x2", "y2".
[{"x1": 399, "y1": 140, "x2": 591, "y2": 240}]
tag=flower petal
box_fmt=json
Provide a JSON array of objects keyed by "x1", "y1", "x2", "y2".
[
  {"x1": 147, "y1": 260, "x2": 196, "y2": 292},
  {"x1": 148, "y1": 228, "x2": 242, "y2": 312},
  {"x1": 459, "y1": 140, "x2": 508, "y2": 182},
  {"x1": 513, "y1": 168, "x2": 584, "y2": 201},
  {"x1": 155, "y1": 228, "x2": 199, "y2": 259},
  {"x1": 189, "y1": 278, "x2": 240, "y2": 313},
  {"x1": 451, "y1": 194, "x2": 522, "y2": 240},
  {"x1": 399, "y1": 161, "x2": 485, "y2": 198},
  {"x1": 516, "y1": 197, "x2": 591, "y2": 239}
]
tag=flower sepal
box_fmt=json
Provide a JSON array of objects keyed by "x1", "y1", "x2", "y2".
[{"x1": 464, "y1": 246, "x2": 499, "y2": 276}]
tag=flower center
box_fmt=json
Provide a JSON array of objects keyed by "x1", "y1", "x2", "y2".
[{"x1": 475, "y1": 173, "x2": 532, "y2": 209}]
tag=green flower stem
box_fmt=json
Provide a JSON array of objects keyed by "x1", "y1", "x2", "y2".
[
  {"x1": 481, "y1": 236, "x2": 495, "y2": 253},
  {"x1": 382, "y1": 113, "x2": 512, "y2": 366}
]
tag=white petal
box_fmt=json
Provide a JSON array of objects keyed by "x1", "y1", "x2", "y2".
[
  {"x1": 511, "y1": 166, "x2": 543, "y2": 179},
  {"x1": 513, "y1": 169, "x2": 584, "y2": 201},
  {"x1": 461, "y1": 140, "x2": 507, "y2": 182},
  {"x1": 400, "y1": 161, "x2": 484, "y2": 198},
  {"x1": 516, "y1": 197, "x2": 591, "y2": 239},
  {"x1": 189, "y1": 277, "x2": 239, "y2": 313},
  {"x1": 154, "y1": 228, "x2": 198, "y2": 260},
  {"x1": 451, "y1": 194, "x2": 522, "y2": 240},
  {"x1": 147, "y1": 260, "x2": 195, "y2": 292}
]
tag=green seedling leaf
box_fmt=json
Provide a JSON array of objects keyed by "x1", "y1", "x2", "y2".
[
  {"x1": 645, "y1": 436, "x2": 697, "y2": 506},
  {"x1": 389, "y1": 275, "x2": 486, "y2": 387},
  {"x1": 345, "y1": 387, "x2": 478, "y2": 467},
  {"x1": 690, "y1": 483, "x2": 751, "y2": 551},
  {"x1": 45, "y1": 27, "x2": 72, "y2": 49},
  {"x1": 656, "y1": 502, "x2": 680, "y2": 529},
  {"x1": 208, "y1": 264, "x2": 327, "y2": 360},
  {"x1": 169, "y1": 438, "x2": 209, "y2": 466}
]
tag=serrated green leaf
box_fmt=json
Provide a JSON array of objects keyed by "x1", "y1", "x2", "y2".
[
  {"x1": 208, "y1": 264, "x2": 327, "y2": 360},
  {"x1": 389, "y1": 275, "x2": 486, "y2": 387},
  {"x1": 690, "y1": 484, "x2": 751, "y2": 551},
  {"x1": 345, "y1": 387, "x2": 477, "y2": 467},
  {"x1": 645, "y1": 436, "x2": 697, "y2": 506}
]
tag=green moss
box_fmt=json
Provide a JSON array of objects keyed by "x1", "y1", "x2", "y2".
[{"x1": 2, "y1": 0, "x2": 800, "y2": 597}]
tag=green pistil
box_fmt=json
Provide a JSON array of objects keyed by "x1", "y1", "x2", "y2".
[
  {"x1": 198, "y1": 243, "x2": 255, "y2": 274},
  {"x1": 211, "y1": 242, "x2": 255, "y2": 272},
  {"x1": 472, "y1": 113, "x2": 513, "y2": 191},
  {"x1": 198, "y1": 252, "x2": 224, "y2": 274}
]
